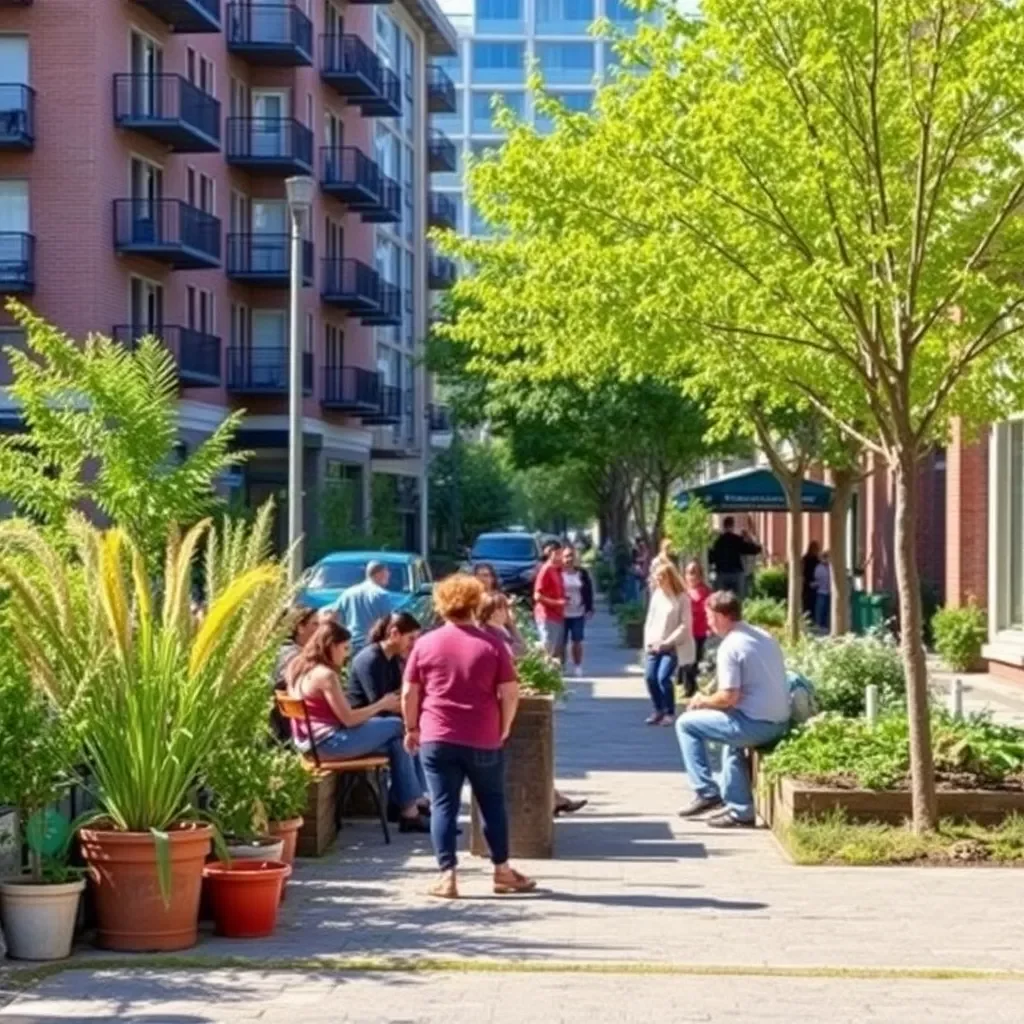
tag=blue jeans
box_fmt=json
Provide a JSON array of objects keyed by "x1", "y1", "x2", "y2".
[
  {"x1": 317, "y1": 717, "x2": 423, "y2": 810},
  {"x1": 645, "y1": 650, "x2": 678, "y2": 716},
  {"x1": 815, "y1": 592, "x2": 830, "y2": 631},
  {"x1": 421, "y1": 741, "x2": 508, "y2": 871},
  {"x1": 675, "y1": 709, "x2": 788, "y2": 821}
]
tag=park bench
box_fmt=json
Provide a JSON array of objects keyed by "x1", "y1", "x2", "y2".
[{"x1": 274, "y1": 693, "x2": 391, "y2": 847}]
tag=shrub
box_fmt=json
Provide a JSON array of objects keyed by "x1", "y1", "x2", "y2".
[
  {"x1": 932, "y1": 603, "x2": 987, "y2": 672},
  {"x1": 784, "y1": 632, "x2": 904, "y2": 717},
  {"x1": 614, "y1": 600, "x2": 646, "y2": 626},
  {"x1": 762, "y1": 711, "x2": 1024, "y2": 790},
  {"x1": 751, "y1": 565, "x2": 788, "y2": 602},
  {"x1": 207, "y1": 745, "x2": 309, "y2": 838},
  {"x1": 744, "y1": 597, "x2": 786, "y2": 631},
  {"x1": 663, "y1": 499, "x2": 714, "y2": 562},
  {"x1": 515, "y1": 647, "x2": 566, "y2": 697}
]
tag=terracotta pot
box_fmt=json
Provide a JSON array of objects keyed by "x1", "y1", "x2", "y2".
[
  {"x1": 224, "y1": 837, "x2": 285, "y2": 863},
  {"x1": 79, "y1": 824, "x2": 212, "y2": 952},
  {"x1": 203, "y1": 860, "x2": 291, "y2": 938},
  {"x1": 267, "y1": 818, "x2": 303, "y2": 866}
]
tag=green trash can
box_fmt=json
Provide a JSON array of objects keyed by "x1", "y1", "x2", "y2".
[
  {"x1": 863, "y1": 592, "x2": 891, "y2": 634},
  {"x1": 851, "y1": 591, "x2": 866, "y2": 635}
]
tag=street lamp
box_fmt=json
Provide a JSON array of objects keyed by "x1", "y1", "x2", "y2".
[{"x1": 285, "y1": 174, "x2": 315, "y2": 584}]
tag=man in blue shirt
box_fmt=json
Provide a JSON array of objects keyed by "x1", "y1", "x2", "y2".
[{"x1": 331, "y1": 560, "x2": 394, "y2": 652}]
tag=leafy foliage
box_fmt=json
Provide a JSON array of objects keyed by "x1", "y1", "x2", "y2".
[
  {"x1": 932, "y1": 603, "x2": 988, "y2": 672},
  {"x1": 515, "y1": 647, "x2": 566, "y2": 698},
  {"x1": 785, "y1": 632, "x2": 905, "y2": 717},
  {"x1": 751, "y1": 565, "x2": 788, "y2": 603},
  {"x1": 763, "y1": 712, "x2": 1024, "y2": 791},
  {"x1": 663, "y1": 499, "x2": 714, "y2": 564},
  {"x1": 743, "y1": 597, "x2": 787, "y2": 631},
  {"x1": 0, "y1": 305, "x2": 245, "y2": 570}
]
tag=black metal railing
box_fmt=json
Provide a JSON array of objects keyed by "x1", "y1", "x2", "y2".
[
  {"x1": 0, "y1": 232, "x2": 34, "y2": 292},
  {"x1": 225, "y1": 116, "x2": 313, "y2": 169},
  {"x1": 428, "y1": 190, "x2": 458, "y2": 228},
  {"x1": 428, "y1": 127, "x2": 457, "y2": 171},
  {"x1": 113, "y1": 74, "x2": 220, "y2": 145},
  {"x1": 321, "y1": 257, "x2": 380, "y2": 306},
  {"x1": 131, "y1": 0, "x2": 221, "y2": 32},
  {"x1": 226, "y1": 232, "x2": 314, "y2": 282},
  {"x1": 427, "y1": 63, "x2": 456, "y2": 113},
  {"x1": 0, "y1": 84, "x2": 34, "y2": 146},
  {"x1": 226, "y1": 345, "x2": 313, "y2": 392},
  {"x1": 323, "y1": 365, "x2": 381, "y2": 408},
  {"x1": 113, "y1": 199, "x2": 221, "y2": 262},
  {"x1": 112, "y1": 324, "x2": 221, "y2": 385},
  {"x1": 320, "y1": 145, "x2": 382, "y2": 199},
  {"x1": 226, "y1": 2, "x2": 313, "y2": 61}
]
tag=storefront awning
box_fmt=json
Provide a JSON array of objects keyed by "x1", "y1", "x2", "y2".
[{"x1": 674, "y1": 467, "x2": 834, "y2": 513}]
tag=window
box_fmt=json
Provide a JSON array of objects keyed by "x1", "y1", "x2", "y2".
[
  {"x1": 230, "y1": 190, "x2": 249, "y2": 233},
  {"x1": 403, "y1": 142, "x2": 413, "y2": 244},
  {"x1": 306, "y1": 92, "x2": 313, "y2": 129},
  {"x1": 129, "y1": 158, "x2": 163, "y2": 215},
  {"x1": 476, "y1": 0, "x2": 524, "y2": 34},
  {"x1": 376, "y1": 11, "x2": 399, "y2": 70},
  {"x1": 993, "y1": 420, "x2": 1024, "y2": 631},
  {"x1": 323, "y1": 0, "x2": 342, "y2": 37},
  {"x1": 325, "y1": 217, "x2": 342, "y2": 259},
  {"x1": 535, "y1": 90, "x2": 593, "y2": 132},
  {"x1": 471, "y1": 90, "x2": 524, "y2": 134},
  {"x1": 471, "y1": 42, "x2": 525, "y2": 84},
  {"x1": 252, "y1": 309, "x2": 286, "y2": 349},
  {"x1": 187, "y1": 286, "x2": 214, "y2": 334},
  {"x1": 431, "y1": 145, "x2": 462, "y2": 188},
  {"x1": 231, "y1": 303, "x2": 250, "y2": 347},
  {"x1": 186, "y1": 169, "x2": 215, "y2": 213},
  {"x1": 230, "y1": 78, "x2": 248, "y2": 118},
  {"x1": 470, "y1": 202, "x2": 492, "y2": 237},
  {"x1": 305, "y1": 312, "x2": 313, "y2": 353},
  {"x1": 324, "y1": 322, "x2": 343, "y2": 367},
  {"x1": 535, "y1": 42, "x2": 595, "y2": 85},
  {"x1": 186, "y1": 46, "x2": 196, "y2": 84},
  {"x1": 436, "y1": 53, "x2": 462, "y2": 85},
  {"x1": 535, "y1": 0, "x2": 593, "y2": 34},
  {"x1": 324, "y1": 110, "x2": 341, "y2": 150},
  {"x1": 606, "y1": 0, "x2": 643, "y2": 29},
  {"x1": 403, "y1": 33, "x2": 414, "y2": 101},
  {"x1": 433, "y1": 88, "x2": 462, "y2": 136},
  {"x1": 130, "y1": 276, "x2": 164, "y2": 333}
]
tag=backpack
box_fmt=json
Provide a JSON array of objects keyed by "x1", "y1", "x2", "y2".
[{"x1": 787, "y1": 670, "x2": 818, "y2": 724}]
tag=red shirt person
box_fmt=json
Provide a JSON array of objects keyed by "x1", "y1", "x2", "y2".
[
  {"x1": 533, "y1": 543, "x2": 566, "y2": 657},
  {"x1": 682, "y1": 560, "x2": 712, "y2": 697}
]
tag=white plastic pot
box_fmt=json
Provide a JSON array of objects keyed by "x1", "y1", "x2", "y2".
[
  {"x1": 0, "y1": 877, "x2": 85, "y2": 961},
  {"x1": 224, "y1": 836, "x2": 285, "y2": 863}
]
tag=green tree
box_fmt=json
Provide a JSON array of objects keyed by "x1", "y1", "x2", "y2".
[
  {"x1": 0, "y1": 304, "x2": 245, "y2": 570},
  {"x1": 438, "y1": 0, "x2": 1024, "y2": 832}
]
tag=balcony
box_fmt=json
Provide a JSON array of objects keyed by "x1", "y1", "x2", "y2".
[
  {"x1": 226, "y1": 346, "x2": 313, "y2": 395},
  {"x1": 113, "y1": 74, "x2": 219, "y2": 153},
  {"x1": 362, "y1": 384, "x2": 401, "y2": 425},
  {"x1": 321, "y1": 365, "x2": 381, "y2": 415},
  {"x1": 131, "y1": 0, "x2": 220, "y2": 33},
  {"x1": 428, "y1": 128, "x2": 457, "y2": 173},
  {"x1": 428, "y1": 249, "x2": 457, "y2": 290},
  {"x1": 361, "y1": 281, "x2": 401, "y2": 327},
  {"x1": 227, "y1": 233, "x2": 313, "y2": 286},
  {"x1": 226, "y1": 3, "x2": 313, "y2": 66},
  {"x1": 0, "y1": 85, "x2": 34, "y2": 150},
  {"x1": 321, "y1": 257, "x2": 380, "y2": 315},
  {"x1": 319, "y1": 35, "x2": 402, "y2": 118},
  {"x1": 428, "y1": 403, "x2": 452, "y2": 432},
  {"x1": 428, "y1": 190, "x2": 457, "y2": 231},
  {"x1": 113, "y1": 199, "x2": 221, "y2": 270},
  {"x1": 427, "y1": 64, "x2": 456, "y2": 114},
  {"x1": 226, "y1": 117, "x2": 313, "y2": 175},
  {"x1": 0, "y1": 233, "x2": 34, "y2": 294},
  {"x1": 112, "y1": 324, "x2": 221, "y2": 387}
]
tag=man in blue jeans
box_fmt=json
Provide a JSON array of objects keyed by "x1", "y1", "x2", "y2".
[{"x1": 675, "y1": 590, "x2": 790, "y2": 828}]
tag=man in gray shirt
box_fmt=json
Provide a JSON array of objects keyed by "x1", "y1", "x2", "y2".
[
  {"x1": 675, "y1": 590, "x2": 790, "y2": 827},
  {"x1": 331, "y1": 561, "x2": 394, "y2": 653}
]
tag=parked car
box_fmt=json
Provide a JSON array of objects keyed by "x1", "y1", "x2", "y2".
[
  {"x1": 299, "y1": 551, "x2": 434, "y2": 617},
  {"x1": 466, "y1": 531, "x2": 544, "y2": 597}
]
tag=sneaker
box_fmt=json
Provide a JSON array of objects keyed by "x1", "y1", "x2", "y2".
[
  {"x1": 660, "y1": 714, "x2": 676, "y2": 726},
  {"x1": 645, "y1": 712, "x2": 665, "y2": 726},
  {"x1": 572, "y1": 664, "x2": 583, "y2": 679},
  {"x1": 677, "y1": 795, "x2": 724, "y2": 818},
  {"x1": 706, "y1": 810, "x2": 755, "y2": 829}
]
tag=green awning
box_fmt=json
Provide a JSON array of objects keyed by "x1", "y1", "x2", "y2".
[{"x1": 674, "y1": 467, "x2": 834, "y2": 513}]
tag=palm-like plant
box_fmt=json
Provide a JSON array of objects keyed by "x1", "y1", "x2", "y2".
[{"x1": 0, "y1": 513, "x2": 292, "y2": 837}]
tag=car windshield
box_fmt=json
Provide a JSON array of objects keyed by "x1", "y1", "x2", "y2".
[
  {"x1": 471, "y1": 536, "x2": 537, "y2": 561},
  {"x1": 307, "y1": 560, "x2": 409, "y2": 593}
]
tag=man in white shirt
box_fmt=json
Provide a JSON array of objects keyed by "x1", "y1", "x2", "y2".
[{"x1": 675, "y1": 590, "x2": 790, "y2": 827}]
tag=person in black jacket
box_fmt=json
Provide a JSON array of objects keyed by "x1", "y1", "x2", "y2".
[
  {"x1": 347, "y1": 611, "x2": 422, "y2": 713},
  {"x1": 560, "y1": 544, "x2": 594, "y2": 679},
  {"x1": 708, "y1": 517, "x2": 762, "y2": 598}
]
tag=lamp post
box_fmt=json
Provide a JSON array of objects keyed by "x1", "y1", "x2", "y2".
[{"x1": 285, "y1": 174, "x2": 315, "y2": 585}]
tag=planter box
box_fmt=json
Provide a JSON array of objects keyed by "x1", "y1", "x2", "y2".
[
  {"x1": 297, "y1": 772, "x2": 338, "y2": 858},
  {"x1": 758, "y1": 771, "x2": 1024, "y2": 829},
  {"x1": 623, "y1": 621, "x2": 643, "y2": 649},
  {"x1": 471, "y1": 695, "x2": 555, "y2": 859}
]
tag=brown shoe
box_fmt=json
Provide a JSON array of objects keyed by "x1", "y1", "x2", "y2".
[
  {"x1": 427, "y1": 872, "x2": 459, "y2": 899},
  {"x1": 493, "y1": 867, "x2": 537, "y2": 895}
]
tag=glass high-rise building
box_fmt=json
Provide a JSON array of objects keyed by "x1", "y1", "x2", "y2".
[{"x1": 428, "y1": 0, "x2": 658, "y2": 237}]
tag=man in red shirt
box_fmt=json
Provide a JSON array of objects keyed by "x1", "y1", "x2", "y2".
[{"x1": 533, "y1": 542, "x2": 566, "y2": 658}]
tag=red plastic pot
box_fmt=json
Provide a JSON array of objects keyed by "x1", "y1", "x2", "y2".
[{"x1": 202, "y1": 860, "x2": 291, "y2": 939}]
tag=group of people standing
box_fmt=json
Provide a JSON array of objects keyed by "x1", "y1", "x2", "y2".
[{"x1": 531, "y1": 541, "x2": 595, "y2": 674}]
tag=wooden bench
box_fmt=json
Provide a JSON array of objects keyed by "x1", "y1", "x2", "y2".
[{"x1": 275, "y1": 693, "x2": 391, "y2": 845}]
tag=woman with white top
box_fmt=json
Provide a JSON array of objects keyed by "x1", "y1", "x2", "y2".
[
  {"x1": 560, "y1": 544, "x2": 593, "y2": 678},
  {"x1": 643, "y1": 563, "x2": 694, "y2": 725}
]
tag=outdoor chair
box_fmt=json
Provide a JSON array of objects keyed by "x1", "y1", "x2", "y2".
[{"x1": 274, "y1": 692, "x2": 391, "y2": 844}]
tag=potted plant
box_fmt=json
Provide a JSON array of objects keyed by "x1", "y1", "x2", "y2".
[
  {"x1": 202, "y1": 857, "x2": 291, "y2": 939},
  {"x1": 264, "y1": 748, "x2": 309, "y2": 867},
  {"x1": 615, "y1": 601, "x2": 646, "y2": 649},
  {"x1": 0, "y1": 513, "x2": 291, "y2": 952},
  {"x1": 0, "y1": 641, "x2": 85, "y2": 961}
]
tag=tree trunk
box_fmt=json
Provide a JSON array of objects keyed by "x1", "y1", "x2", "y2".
[
  {"x1": 784, "y1": 478, "x2": 803, "y2": 646},
  {"x1": 894, "y1": 453, "x2": 938, "y2": 832},
  {"x1": 828, "y1": 467, "x2": 855, "y2": 635}
]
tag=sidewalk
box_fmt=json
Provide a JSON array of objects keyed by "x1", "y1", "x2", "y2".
[{"x1": 4, "y1": 609, "x2": 1024, "y2": 1021}]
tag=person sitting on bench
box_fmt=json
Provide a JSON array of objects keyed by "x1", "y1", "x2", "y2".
[{"x1": 675, "y1": 590, "x2": 790, "y2": 828}]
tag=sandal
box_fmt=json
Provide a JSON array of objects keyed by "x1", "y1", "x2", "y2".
[
  {"x1": 427, "y1": 873, "x2": 459, "y2": 899},
  {"x1": 493, "y1": 868, "x2": 537, "y2": 895},
  {"x1": 554, "y1": 798, "x2": 588, "y2": 816}
]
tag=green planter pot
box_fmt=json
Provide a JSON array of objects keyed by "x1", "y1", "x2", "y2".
[{"x1": 623, "y1": 621, "x2": 644, "y2": 649}]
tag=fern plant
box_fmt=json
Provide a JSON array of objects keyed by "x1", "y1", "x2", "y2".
[{"x1": 0, "y1": 303, "x2": 247, "y2": 571}]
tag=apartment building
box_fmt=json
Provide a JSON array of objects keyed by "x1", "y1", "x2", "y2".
[{"x1": 0, "y1": 0, "x2": 458, "y2": 554}]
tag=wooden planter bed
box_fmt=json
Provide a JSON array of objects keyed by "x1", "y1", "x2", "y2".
[{"x1": 757, "y1": 771, "x2": 1024, "y2": 829}]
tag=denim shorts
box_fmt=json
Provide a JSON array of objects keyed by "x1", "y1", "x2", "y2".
[{"x1": 563, "y1": 616, "x2": 585, "y2": 644}]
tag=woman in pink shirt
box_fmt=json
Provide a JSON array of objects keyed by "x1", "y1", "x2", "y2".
[
  {"x1": 682, "y1": 561, "x2": 712, "y2": 697},
  {"x1": 402, "y1": 573, "x2": 537, "y2": 900}
]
